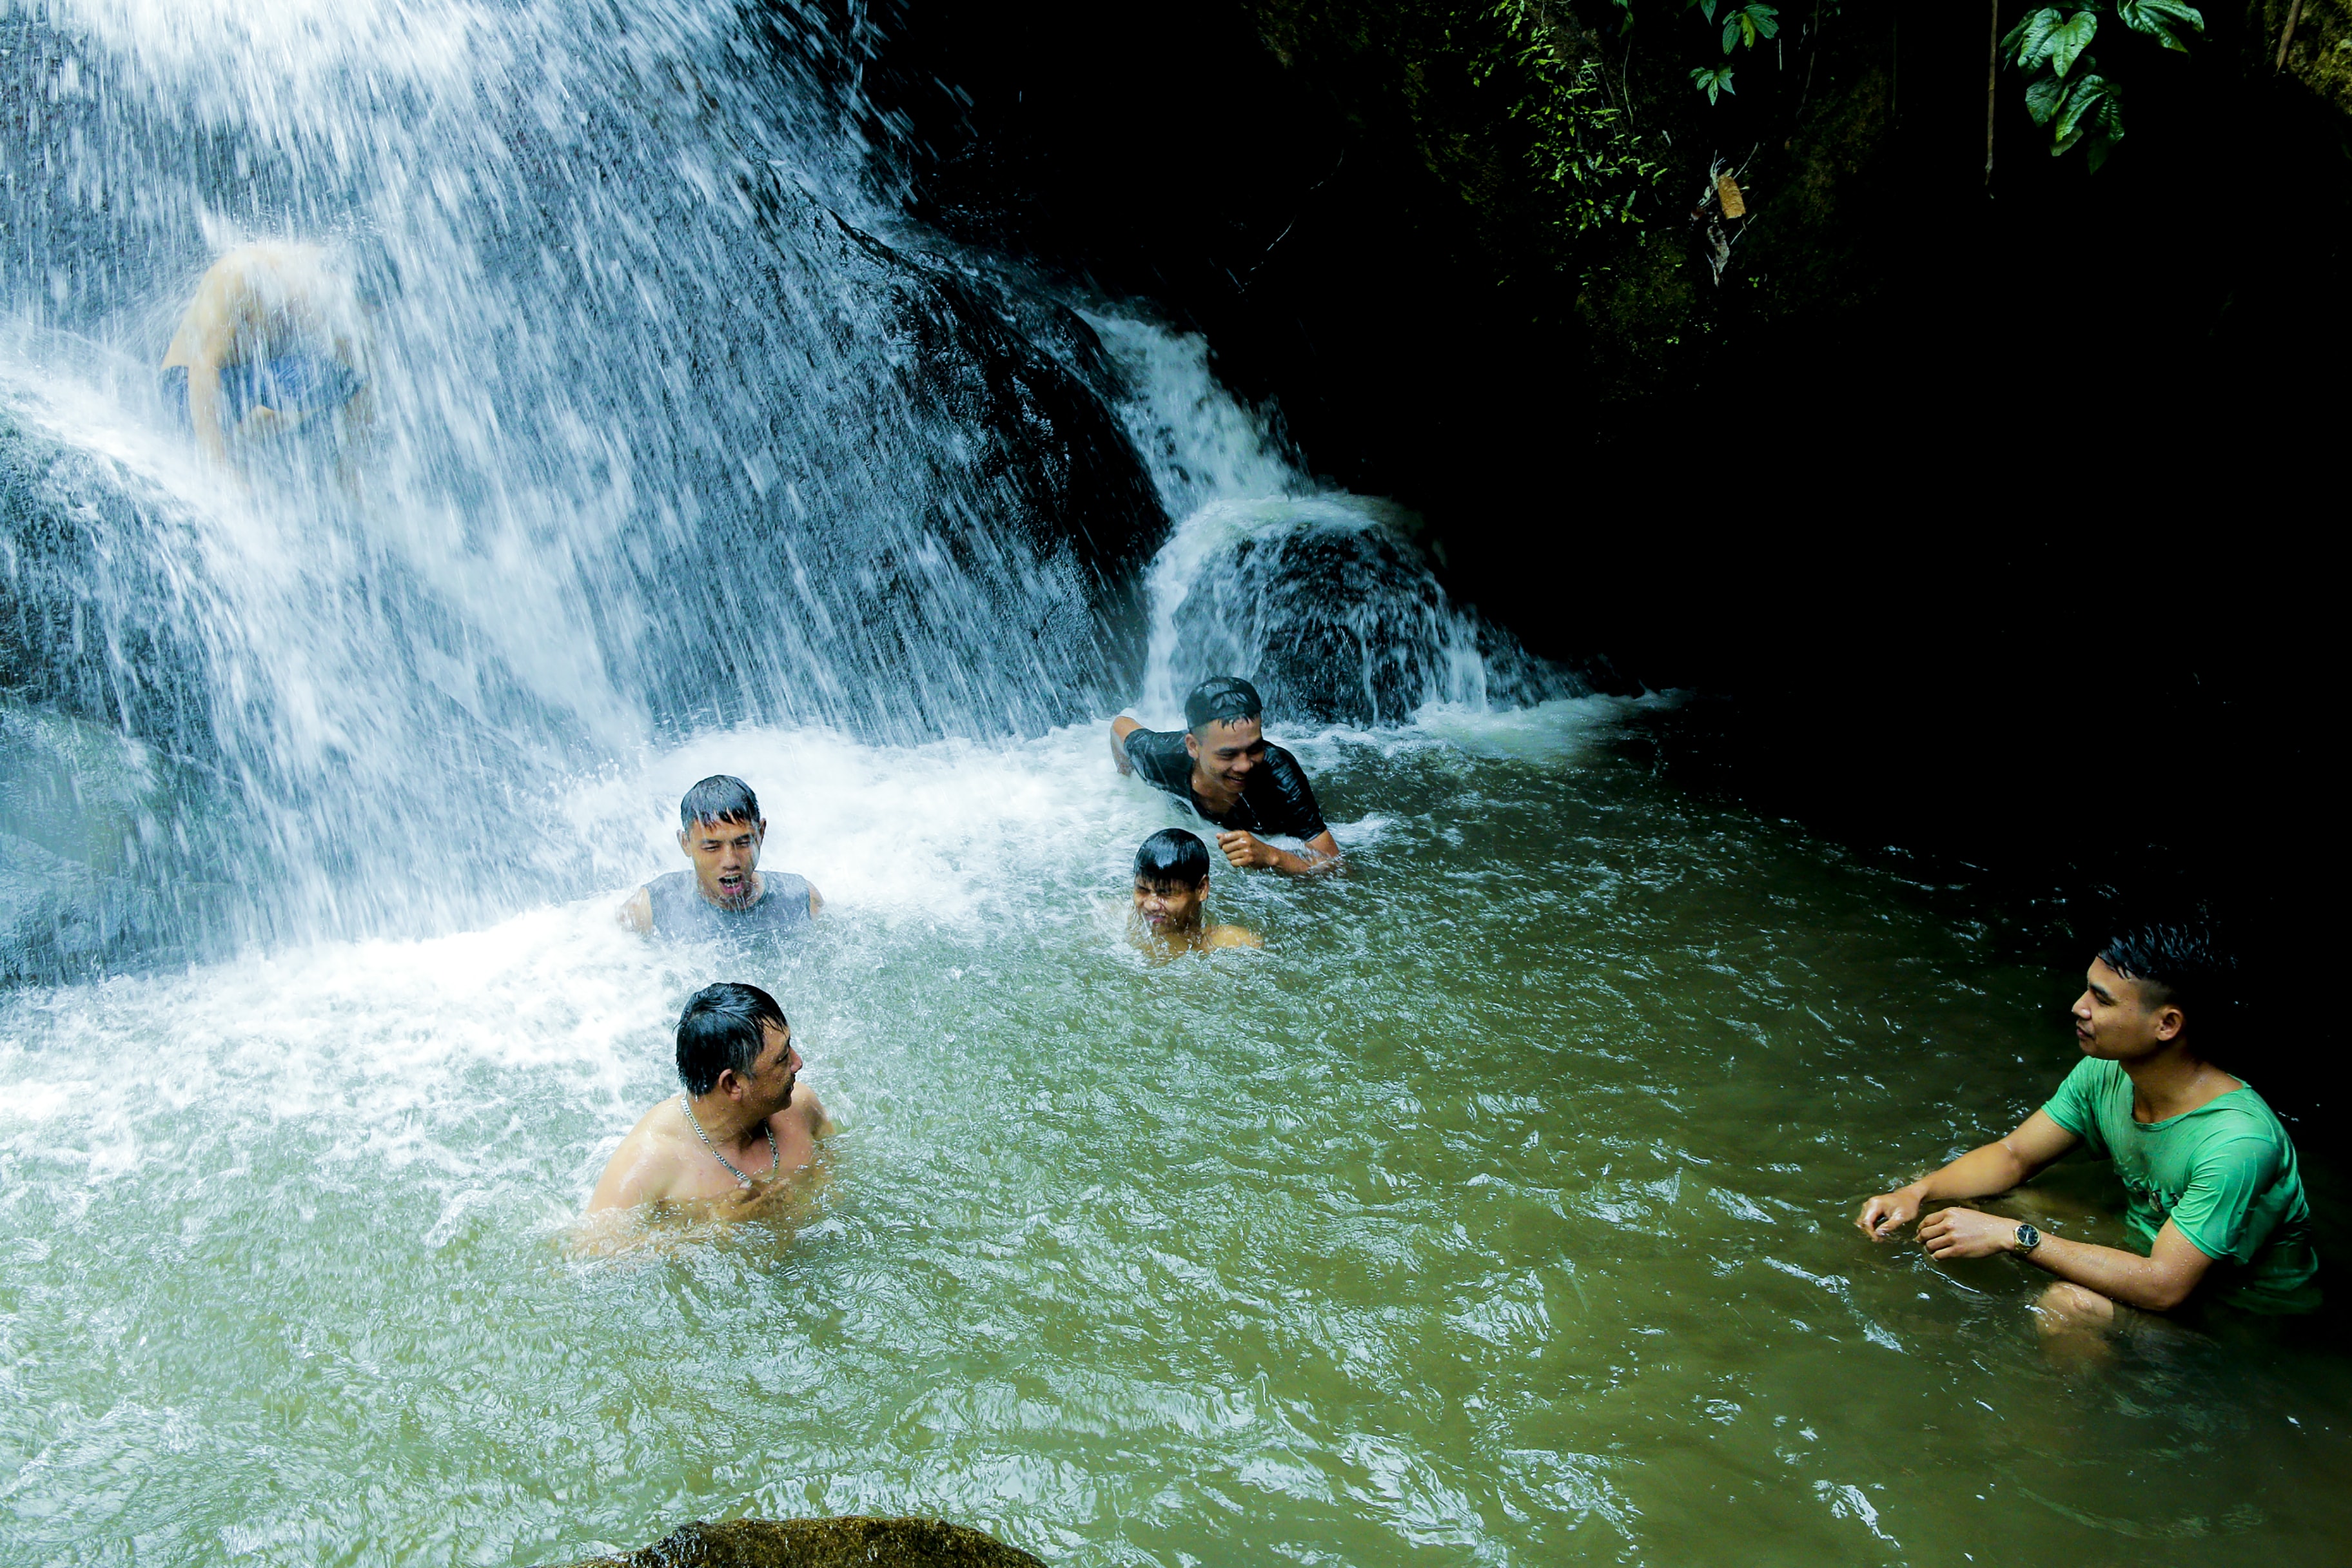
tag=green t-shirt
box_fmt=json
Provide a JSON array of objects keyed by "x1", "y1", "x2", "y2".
[{"x1": 2043, "y1": 1057, "x2": 2320, "y2": 1314}]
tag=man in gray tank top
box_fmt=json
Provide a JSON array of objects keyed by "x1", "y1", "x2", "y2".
[{"x1": 620, "y1": 775, "x2": 823, "y2": 939}]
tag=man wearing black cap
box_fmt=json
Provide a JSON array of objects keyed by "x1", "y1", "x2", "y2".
[{"x1": 1110, "y1": 676, "x2": 1341, "y2": 876}]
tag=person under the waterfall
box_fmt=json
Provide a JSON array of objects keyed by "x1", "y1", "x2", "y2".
[
  {"x1": 583, "y1": 982, "x2": 833, "y2": 1220},
  {"x1": 1110, "y1": 676, "x2": 1340, "y2": 876},
  {"x1": 159, "y1": 242, "x2": 373, "y2": 473},
  {"x1": 1855, "y1": 919, "x2": 2319, "y2": 1335},
  {"x1": 620, "y1": 774, "x2": 823, "y2": 937},
  {"x1": 1128, "y1": 829, "x2": 1260, "y2": 956}
]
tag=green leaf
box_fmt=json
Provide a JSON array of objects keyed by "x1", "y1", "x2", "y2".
[
  {"x1": 1698, "y1": 0, "x2": 1720, "y2": 21},
  {"x1": 2051, "y1": 72, "x2": 2121, "y2": 154},
  {"x1": 2116, "y1": 0, "x2": 2203, "y2": 50},
  {"x1": 1724, "y1": 16, "x2": 1741, "y2": 50},
  {"x1": 1750, "y1": 4, "x2": 1781, "y2": 39},
  {"x1": 2023, "y1": 70, "x2": 2068, "y2": 126},
  {"x1": 1690, "y1": 64, "x2": 1736, "y2": 104},
  {"x1": 2001, "y1": 8, "x2": 2065, "y2": 68},
  {"x1": 2046, "y1": 10, "x2": 2098, "y2": 77}
]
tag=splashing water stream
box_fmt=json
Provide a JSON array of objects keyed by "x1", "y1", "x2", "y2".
[{"x1": 3, "y1": 3, "x2": 2348, "y2": 1565}]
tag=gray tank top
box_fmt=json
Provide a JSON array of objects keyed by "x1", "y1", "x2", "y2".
[{"x1": 644, "y1": 869, "x2": 814, "y2": 939}]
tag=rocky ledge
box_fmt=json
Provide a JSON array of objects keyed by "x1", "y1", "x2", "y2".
[{"x1": 546, "y1": 1517, "x2": 1044, "y2": 1568}]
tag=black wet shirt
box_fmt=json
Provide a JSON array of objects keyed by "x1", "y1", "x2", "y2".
[{"x1": 1123, "y1": 727, "x2": 1329, "y2": 841}]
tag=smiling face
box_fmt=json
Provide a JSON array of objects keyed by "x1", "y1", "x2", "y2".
[
  {"x1": 1133, "y1": 875, "x2": 1208, "y2": 935},
  {"x1": 1184, "y1": 716, "x2": 1266, "y2": 798},
  {"x1": 680, "y1": 813, "x2": 764, "y2": 907},
  {"x1": 2072, "y1": 957, "x2": 2185, "y2": 1064}
]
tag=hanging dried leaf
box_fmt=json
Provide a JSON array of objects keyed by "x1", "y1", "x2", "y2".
[{"x1": 1716, "y1": 172, "x2": 1747, "y2": 219}]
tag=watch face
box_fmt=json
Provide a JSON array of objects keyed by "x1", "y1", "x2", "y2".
[{"x1": 2016, "y1": 1223, "x2": 2041, "y2": 1253}]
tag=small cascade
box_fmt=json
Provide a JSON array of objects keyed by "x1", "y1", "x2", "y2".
[{"x1": 1086, "y1": 314, "x2": 1578, "y2": 730}]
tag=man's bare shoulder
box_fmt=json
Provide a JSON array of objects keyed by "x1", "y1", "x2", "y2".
[
  {"x1": 780, "y1": 1079, "x2": 834, "y2": 1140},
  {"x1": 1204, "y1": 923, "x2": 1262, "y2": 950},
  {"x1": 587, "y1": 1097, "x2": 694, "y2": 1212}
]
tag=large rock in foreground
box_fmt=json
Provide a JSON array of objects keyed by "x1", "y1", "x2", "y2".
[{"x1": 549, "y1": 1517, "x2": 1044, "y2": 1568}]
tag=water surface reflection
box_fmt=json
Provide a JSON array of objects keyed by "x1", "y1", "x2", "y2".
[{"x1": 1, "y1": 705, "x2": 2343, "y2": 1565}]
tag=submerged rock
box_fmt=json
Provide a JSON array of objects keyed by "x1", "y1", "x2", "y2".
[{"x1": 547, "y1": 1516, "x2": 1044, "y2": 1568}]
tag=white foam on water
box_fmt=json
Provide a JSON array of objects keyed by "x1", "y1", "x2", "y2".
[{"x1": 560, "y1": 716, "x2": 1342, "y2": 928}]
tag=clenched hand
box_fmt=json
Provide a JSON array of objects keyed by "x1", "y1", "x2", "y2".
[
  {"x1": 1856, "y1": 1184, "x2": 1925, "y2": 1239},
  {"x1": 1217, "y1": 830, "x2": 1280, "y2": 869},
  {"x1": 1916, "y1": 1206, "x2": 2017, "y2": 1260}
]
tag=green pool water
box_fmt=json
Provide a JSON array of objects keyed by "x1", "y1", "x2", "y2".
[{"x1": 3, "y1": 701, "x2": 2343, "y2": 1566}]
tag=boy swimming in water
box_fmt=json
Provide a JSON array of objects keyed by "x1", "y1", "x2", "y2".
[
  {"x1": 160, "y1": 242, "x2": 373, "y2": 473},
  {"x1": 1112, "y1": 676, "x2": 1340, "y2": 876},
  {"x1": 1129, "y1": 829, "x2": 1260, "y2": 956},
  {"x1": 620, "y1": 775, "x2": 823, "y2": 937},
  {"x1": 1856, "y1": 920, "x2": 2318, "y2": 1333}
]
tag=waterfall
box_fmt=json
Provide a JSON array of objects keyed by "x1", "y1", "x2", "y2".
[
  {"x1": 1, "y1": 0, "x2": 1566, "y2": 983},
  {"x1": 3, "y1": 0, "x2": 1168, "y2": 974}
]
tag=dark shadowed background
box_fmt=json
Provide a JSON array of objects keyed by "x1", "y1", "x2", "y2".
[{"x1": 863, "y1": 0, "x2": 2345, "y2": 1134}]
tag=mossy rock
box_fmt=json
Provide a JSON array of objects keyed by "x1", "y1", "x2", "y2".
[{"x1": 549, "y1": 1516, "x2": 1044, "y2": 1568}]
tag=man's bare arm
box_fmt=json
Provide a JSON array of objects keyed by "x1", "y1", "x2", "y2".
[
  {"x1": 1217, "y1": 827, "x2": 1341, "y2": 877},
  {"x1": 1110, "y1": 716, "x2": 1141, "y2": 776},
  {"x1": 1917, "y1": 1211, "x2": 2216, "y2": 1311},
  {"x1": 1856, "y1": 1110, "x2": 2078, "y2": 1239},
  {"x1": 806, "y1": 882, "x2": 824, "y2": 919},
  {"x1": 618, "y1": 885, "x2": 652, "y2": 932}
]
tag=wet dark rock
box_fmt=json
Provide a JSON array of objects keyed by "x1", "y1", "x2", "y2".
[
  {"x1": 0, "y1": 830, "x2": 173, "y2": 987},
  {"x1": 0, "y1": 407, "x2": 220, "y2": 765},
  {"x1": 721, "y1": 183, "x2": 1165, "y2": 712},
  {"x1": 547, "y1": 1516, "x2": 1044, "y2": 1568},
  {"x1": 1161, "y1": 505, "x2": 1578, "y2": 728}
]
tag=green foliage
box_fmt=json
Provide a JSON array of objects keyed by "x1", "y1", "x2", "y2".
[
  {"x1": 1676, "y1": 0, "x2": 1776, "y2": 98},
  {"x1": 1484, "y1": 1, "x2": 1670, "y2": 232},
  {"x1": 2006, "y1": 6, "x2": 2101, "y2": 77},
  {"x1": 1720, "y1": 3, "x2": 1780, "y2": 54},
  {"x1": 2001, "y1": 1, "x2": 2200, "y2": 170},
  {"x1": 2115, "y1": 0, "x2": 2203, "y2": 50}
]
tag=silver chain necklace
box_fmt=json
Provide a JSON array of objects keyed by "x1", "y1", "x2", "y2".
[{"x1": 678, "y1": 1092, "x2": 779, "y2": 1188}]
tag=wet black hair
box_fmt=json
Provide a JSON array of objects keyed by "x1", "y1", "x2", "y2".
[
  {"x1": 1184, "y1": 675, "x2": 1263, "y2": 734},
  {"x1": 680, "y1": 774, "x2": 760, "y2": 830},
  {"x1": 676, "y1": 981, "x2": 787, "y2": 1096},
  {"x1": 1133, "y1": 828, "x2": 1211, "y2": 887},
  {"x1": 2099, "y1": 919, "x2": 2235, "y2": 1041}
]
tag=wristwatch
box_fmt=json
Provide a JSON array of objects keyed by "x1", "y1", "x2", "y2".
[{"x1": 2014, "y1": 1222, "x2": 2042, "y2": 1255}]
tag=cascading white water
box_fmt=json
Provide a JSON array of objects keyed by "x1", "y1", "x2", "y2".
[
  {"x1": 4, "y1": 0, "x2": 1568, "y2": 977},
  {"x1": 3, "y1": 0, "x2": 1188, "y2": 969},
  {"x1": 1084, "y1": 312, "x2": 1578, "y2": 732}
]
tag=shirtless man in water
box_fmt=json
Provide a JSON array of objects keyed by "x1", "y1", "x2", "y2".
[
  {"x1": 1129, "y1": 829, "x2": 1260, "y2": 956},
  {"x1": 160, "y1": 242, "x2": 373, "y2": 472},
  {"x1": 586, "y1": 982, "x2": 832, "y2": 1220}
]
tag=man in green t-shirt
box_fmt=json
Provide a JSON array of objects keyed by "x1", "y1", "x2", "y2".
[{"x1": 1856, "y1": 921, "x2": 2319, "y2": 1332}]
